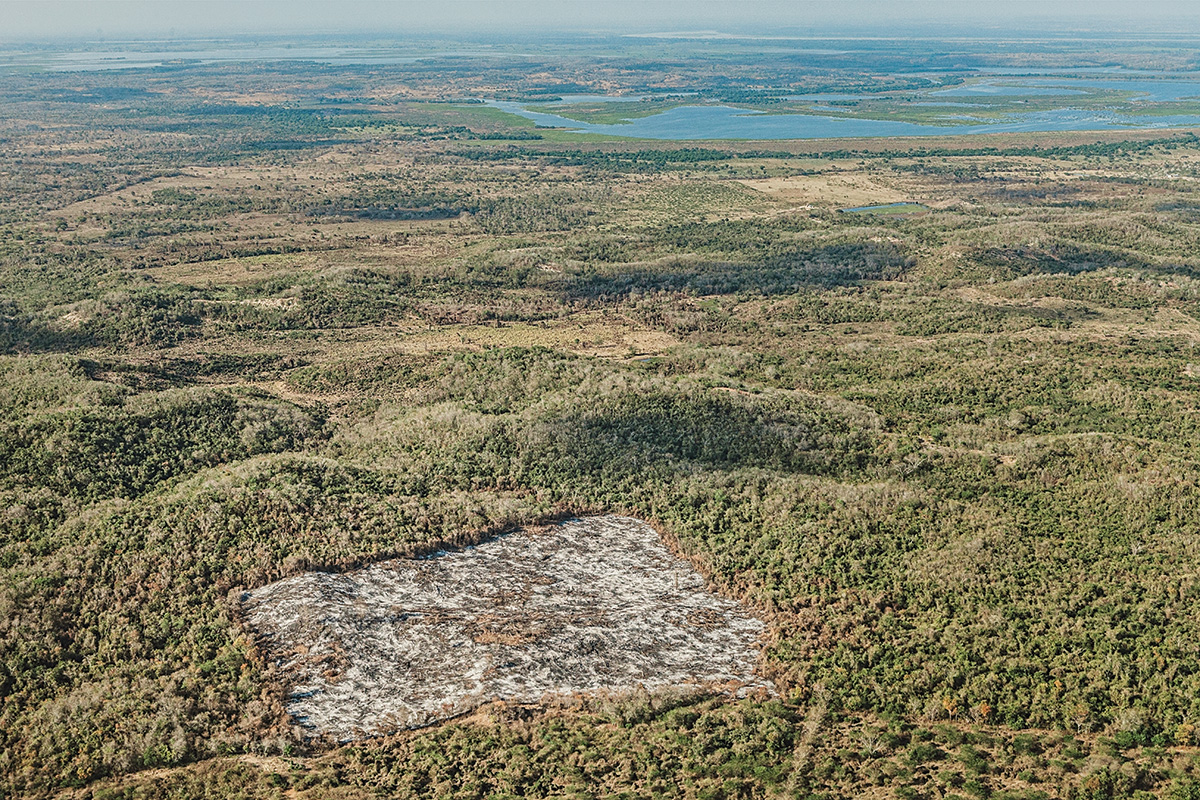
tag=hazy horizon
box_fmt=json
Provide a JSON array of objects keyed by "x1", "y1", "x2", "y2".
[{"x1": 5, "y1": 0, "x2": 1200, "y2": 43}]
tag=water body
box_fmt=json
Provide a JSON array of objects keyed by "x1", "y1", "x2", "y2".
[
  {"x1": 1017, "y1": 78, "x2": 1200, "y2": 102},
  {"x1": 933, "y1": 82, "x2": 1088, "y2": 97},
  {"x1": 498, "y1": 73, "x2": 1200, "y2": 140},
  {"x1": 491, "y1": 100, "x2": 1200, "y2": 140},
  {"x1": 543, "y1": 94, "x2": 646, "y2": 103}
]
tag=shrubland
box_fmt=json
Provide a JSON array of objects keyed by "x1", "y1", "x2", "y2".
[{"x1": 6, "y1": 56, "x2": 1200, "y2": 800}]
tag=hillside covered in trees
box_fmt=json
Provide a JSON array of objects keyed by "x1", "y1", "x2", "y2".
[{"x1": 5, "y1": 38, "x2": 1200, "y2": 800}]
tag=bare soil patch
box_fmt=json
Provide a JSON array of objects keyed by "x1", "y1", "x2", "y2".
[{"x1": 242, "y1": 516, "x2": 772, "y2": 741}]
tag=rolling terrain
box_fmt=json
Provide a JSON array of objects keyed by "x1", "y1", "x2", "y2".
[{"x1": 5, "y1": 38, "x2": 1200, "y2": 800}]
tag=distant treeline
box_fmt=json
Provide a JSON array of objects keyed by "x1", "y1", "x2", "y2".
[{"x1": 453, "y1": 134, "x2": 1200, "y2": 170}]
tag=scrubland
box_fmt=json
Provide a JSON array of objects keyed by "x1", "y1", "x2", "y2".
[{"x1": 5, "y1": 55, "x2": 1200, "y2": 800}]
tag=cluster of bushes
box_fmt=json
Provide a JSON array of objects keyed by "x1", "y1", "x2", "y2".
[
  {"x1": 564, "y1": 241, "x2": 912, "y2": 300},
  {"x1": 0, "y1": 387, "x2": 320, "y2": 501}
]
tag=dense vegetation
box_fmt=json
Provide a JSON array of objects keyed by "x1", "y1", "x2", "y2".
[{"x1": 6, "y1": 37, "x2": 1200, "y2": 800}]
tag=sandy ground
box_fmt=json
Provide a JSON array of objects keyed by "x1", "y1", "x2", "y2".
[{"x1": 243, "y1": 516, "x2": 772, "y2": 741}]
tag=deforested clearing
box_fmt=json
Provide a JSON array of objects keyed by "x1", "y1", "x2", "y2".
[{"x1": 242, "y1": 516, "x2": 772, "y2": 741}]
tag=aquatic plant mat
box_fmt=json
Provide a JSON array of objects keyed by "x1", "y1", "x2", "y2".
[{"x1": 243, "y1": 516, "x2": 772, "y2": 740}]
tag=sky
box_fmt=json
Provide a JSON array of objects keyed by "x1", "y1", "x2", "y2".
[{"x1": 3, "y1": 0, "x2": 1200, "y2": 41}]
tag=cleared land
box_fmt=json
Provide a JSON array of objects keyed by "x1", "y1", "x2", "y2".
[{"x1": 243, "y1": 516, "x2": 771, "y2": 741}]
